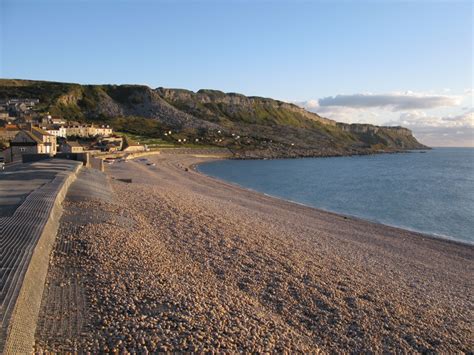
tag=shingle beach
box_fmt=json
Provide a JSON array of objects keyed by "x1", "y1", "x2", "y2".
[{"x1": 35, "y1": 154, "x2": 474, "y2": 353}]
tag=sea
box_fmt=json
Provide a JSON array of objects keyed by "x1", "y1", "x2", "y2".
[{"x1": 198, "y1": 148, "x2": 474, "y2": 244}]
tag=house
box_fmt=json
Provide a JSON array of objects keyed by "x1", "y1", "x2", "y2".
[
  {"x1": 61, "y1": 141, "x2": 84, "y2": 153},
  {"x1": 51, "y1": 117, "x2": 66, "y2": 125},
  {"x1": 7, "y1": 127, "x2": 57, "y2": 162},
  {"x1": 94, "y1": 125, "x2": 113, "y2": 137},
  {"x1": 42, "y1": 125, "x2": 67, "y2": 138},
  {"x1": 0, "y1": 124, "x2": 20, "y2": 143},
  {"x1": 64, "y1": 123, "x2": 113, "y2": 138},
  {"x1": 46, "y1": 115, "x2": 66, "y2": 125}
]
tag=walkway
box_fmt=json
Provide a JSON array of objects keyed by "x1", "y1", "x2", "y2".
[{"x1": 0, "y1": 159, "x2": 81, "y2": 353}]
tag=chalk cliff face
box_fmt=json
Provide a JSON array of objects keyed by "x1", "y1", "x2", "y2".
[{"x1": 0, "y1": 79, "x2": 428, "y2": 157}]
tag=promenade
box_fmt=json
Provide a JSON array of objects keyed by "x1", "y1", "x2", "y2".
[{"x1": 0, "y1": 159, "x2": 81, "y2": 353}]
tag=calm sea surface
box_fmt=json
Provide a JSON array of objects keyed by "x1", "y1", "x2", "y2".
[{"x1": 198, "y1": 148, "x2": 474, "y2": 244}]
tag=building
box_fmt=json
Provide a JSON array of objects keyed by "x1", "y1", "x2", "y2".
[
  {"x1": 0, "y1": 112, "x2": 10, "y2": 121},
  {"x1": 0, "y1": 98, "x2": 39, "y2": 118},
  {"x1": 65, "y1": 123, "x2": 113, "y2": 138},
  {"x1": 41, "y1": 115, "x2": 67, "y2": 126},
  {"x1": 61, "y1": 141, "x2": 84, "y2": 153},
  {"x1": 7, "y1": 127, "x2": 57, "y2": 162},
  {"x1": 0, "y1": 124, "x2": 20, "y2": 143},
  {"x1": 1, "y1": 98, "x2": 39, "y2": 106},
  {"x1": 51, "y1": 117, "x2": 66, "y2": 125},
  {"x1": 101, "y1": 136, "x2": 124, "y2": 150},
  {"x1": 94, "y1": 125, "x2": 113, "y2": 137},
  {"x1": 42, "y1": 125, "x2": 67, "y2": 138},
  {"x1": 123, "y1": 143, "x2": 146, "y2": 153}
]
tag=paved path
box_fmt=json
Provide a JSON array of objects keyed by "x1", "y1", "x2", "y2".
[
  {"x1": 0, "y1": 159, "x2": 82, "y2": 353},
  {"x1": 0, "y1": 161, "x2": 79, "y2": 218}
]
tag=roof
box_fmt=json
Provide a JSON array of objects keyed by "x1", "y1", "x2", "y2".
[
  {"x1": 32, "y1": 126, "x2": 52, "y2": 136},
  {"x1": 14, "y1": 130, "x2": 43, "y2": 144},
  {"x1": 41, "y1": 125, "x2": 56, "y2": 130},
  {"x1": 0, "y1": 125, "x2": 19, "y2": 132}
]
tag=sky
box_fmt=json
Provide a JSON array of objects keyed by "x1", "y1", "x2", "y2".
[{"x1": 1, "y1": 0, "x2": 472, "y2": 146}]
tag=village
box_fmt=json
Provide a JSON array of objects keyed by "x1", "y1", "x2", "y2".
[{"x1": 0, "y1": 98, "x2": 147, "y2": 165}]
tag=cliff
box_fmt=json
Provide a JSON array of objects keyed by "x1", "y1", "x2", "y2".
[{"x1": 0, "y1": 79, "x2": 428, "y2": 157}]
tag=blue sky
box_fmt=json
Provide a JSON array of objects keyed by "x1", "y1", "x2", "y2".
[{"x1": 1, "y1": 0, "x2": 473, "y2": 146}]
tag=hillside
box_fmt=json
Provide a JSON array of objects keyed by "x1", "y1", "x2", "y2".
[{"x1": 0, "y1": 79, "x2": 428, "y2": 157}]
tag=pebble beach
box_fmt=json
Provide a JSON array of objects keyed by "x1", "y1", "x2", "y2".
[{"x1": 34, "y1": 154, "x2": 474, "y2": 353}]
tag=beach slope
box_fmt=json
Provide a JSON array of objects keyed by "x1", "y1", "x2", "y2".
[{"x1": 35, "y1": 154, "x2": 473, "y2": 353}]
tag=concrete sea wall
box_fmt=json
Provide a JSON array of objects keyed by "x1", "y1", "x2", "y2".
[{"x1": 0, "y1": 161, "x2": 82, "y2": 354}]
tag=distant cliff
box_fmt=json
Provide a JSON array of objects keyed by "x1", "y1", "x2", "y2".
[{"x1": 0, "y1": 79, "x2": 428, "y2": 157}]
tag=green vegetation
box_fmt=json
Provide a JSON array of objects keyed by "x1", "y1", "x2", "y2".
[
  {"x1": 118, "y1": 132, "x2": 176, "y2": 147},
  {"x1": 0, "y1": 80, "x2": 79, "y2": 112},
  {"x1": 104, "y1": 116, "x2": 165, "y2": 136},
  {"x1": 0, "y1": 79, "x2": 427, "y2": 156}
]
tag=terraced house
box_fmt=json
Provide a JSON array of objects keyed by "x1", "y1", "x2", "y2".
[{"x1": 64, "y1": 123, "x2": 113, "y2": 137}]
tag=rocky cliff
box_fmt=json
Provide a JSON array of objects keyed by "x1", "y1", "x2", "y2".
[{"x1": 0, "y1": 79, "x2": 428, "y2": 157}]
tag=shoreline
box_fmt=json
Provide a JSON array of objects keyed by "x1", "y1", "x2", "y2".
[
  {"x1": 193, "y1": 154, "x2": 473, "y2": 248},
  {"x1": 228, "y1": 147, "x2": 430, "y2": 160}
]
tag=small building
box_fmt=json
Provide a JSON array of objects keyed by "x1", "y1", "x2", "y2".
[
  {"x1": 7, "y1": 127, "x2": 57, "y2": 162},
  {"x1": 50, "y1": 116, "x2": 66, "y2": 125},
  {"x1": 123, "y1": 143, "x2": 146, "y2": 153},
  {"x1": 61, "y1": 141, "x2": 84, "y2": 153},
  {"x1": 101, "y1": 136, "x2": 123, "y2": 150}
]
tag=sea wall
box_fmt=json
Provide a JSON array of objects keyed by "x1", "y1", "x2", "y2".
[{"x1": 0, "y1": 161, "x2": 82, "y2": 354}]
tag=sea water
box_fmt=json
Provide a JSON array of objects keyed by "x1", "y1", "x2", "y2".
[{"x1": 198, "y1": 148, "x2": 474, "y2": 244}]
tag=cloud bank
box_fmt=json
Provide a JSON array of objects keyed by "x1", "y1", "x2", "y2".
[
  {"x1": 317, "y1": 93, "x2": 461, "y2": 111},
  {"x1": 387, "y1": 109, "x2": 474, "y2": 147},
  {"x1": 388, "y1": 109, "x2": 473, "y2": 128},
  {"x1": 296, "y1": 90, "x2": 473, "y2": 147}
]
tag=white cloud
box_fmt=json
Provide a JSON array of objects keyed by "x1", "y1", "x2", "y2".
[
  {"x1": 385, "y1": 110, "x2": 474, "y2": 147},
  {"x1": 300, "y1": 99, "x2": 319, "y2": 109},
  {"x1": 316, "y1": 92, "x2": 461, "y2": 111},
  {"x1": 295, "y1": 90, "x2": 473, "y2": 146},
  {"x1": 411, "y1": 127, "x2": 473, "y2": 147},
  {"x1": 388, "y1": 109, "x2": 474, "y2": 129}
]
